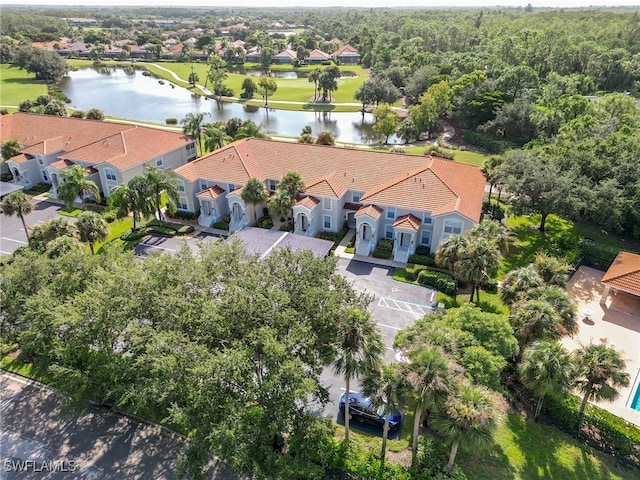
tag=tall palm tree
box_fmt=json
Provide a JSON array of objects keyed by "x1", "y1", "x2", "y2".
[
  {"x1": 109, "y1": 176, "x2": 154, "y2": 231},
  {"x1": 57, "y1": 165, "x2": 101, "y2": 208},
  {"x1": 277, "y1": 171, "x2": 305, "y2": 223},
  {"x1": 241, "y1": 177, "x2": 268, "y2": 225},
  {"x1": 202, "y1": 121, "x2": 232, "y2": 152},
  {"x1": 519, "y1": 340, "x2": 574, "y2": 420},
  {"x1": 574, "y1": 343, "x2": 630, "y2": 416},
  {"x1": 500, "y1": 265, "x2": 544, "y2": 306},
  {"x1": 457, "y1": 236, "x2": 502, "y2": 303},
  {"x1": 142, "y1": 164, "x2": 179, "y2": 221},
  {"x1": 406, "y1": 345, "x2": 451, "y2": 459},
  {"x1": 333, "y1": 306, "x2": 384, "y2": 444},
  {"x1": 361, "y1": 362, "x2": 408, "y2": 466},
  {"x1": 469, "y1": 219, "x2": 511, "y2": 254},
  {"x1": 268, "y1": 189, "x2": 294, "y2": 222},
  {"x1": 234, "y1": 120, "x2": 266, "y2": 140},
  {"x1": 1, "y1": 139, "x2": 22, "y2": 162},
  {"x1": 435, "y1": 234, "x2": 469, "y2": 284},
  {"x1": 480, "y1": 155, "x2": 503, "y2": 205},
  {"x1": 1, "y1": 191, "x2": 34, "y2": 241},
  {"x1": 531, "y1": 286, "x2": 577, "y2": 338},
  {"x1": 509, "y1": 298, "x2": 563, "y2": 347},
  {"x1": 308, "y1": 68, "x2": 322, "y2": 102},
  {"x1": 75, "y1": 211, "x2": 109, "y2": 254},
  {"x1": 432, "y1": 383, "x2": 500, "y2": 473},
  {"x1": 181, "y1": 112, "x2": 209, "y2": 156}
]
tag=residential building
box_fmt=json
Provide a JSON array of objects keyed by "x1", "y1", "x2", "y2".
[
  {"x1": 331, "y1": 44, "x2": 361, "y2": 65},
  {"x1": 174, "y1": 139, "x2": 485, "y2": 262},
  {"x1": 1, "y1": 113, "x2": 196, "y2": 200},
  {"x1": 305, "y1": 49, "x2": 331, "y2": 64}
]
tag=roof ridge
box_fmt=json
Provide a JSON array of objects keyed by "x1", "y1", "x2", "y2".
[{"x1": 361, "y1": 160, "x2": 434, "y2": 200}]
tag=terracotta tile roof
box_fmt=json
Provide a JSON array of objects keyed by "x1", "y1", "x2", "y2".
[
  {"x1": 174, "y1": 139, "x2": 485, "y2": 221},
  {"x1": 332, "y1": 44, "x2": 360, "y2": 57},
  {"x1": 306, "y1": 49, "x2": 330, "y2": 60},
  {"x1": 296, "y1": 196, "x2": 320, "y2": 209},
  {"x1": 273, "y1": 49, "x2": 297, "y2": 59},
  {"x1": 393, "y1": 213, "x2": 422, "y2": 230},
  {"x1": 228, "y1": 187, "x2": 244, "y2": 196},
  {"x1": 50, "y1": 159, "x2": 75, "y2": 170},
  {"x1": 601, "y1": 252, "x2": 640, "y2": 297},
  {"x1": 343, "y1": 202, "x2": 361, "y2": 211},
  {"x1": 1, "y1": 113, "x2": 192, "y2": 172},
  {"x1": 9, "y1": 153, "x2": 31, "y2": 164},
  {"x1": 305, "y1": 171, "x2": 347, "y2": 198},
  {"x1": 355, "y1": 204, "x2": 383, "y2": 220},
  {"x1": 196, "y1": 185, "x2": 226, "y2": 199}
]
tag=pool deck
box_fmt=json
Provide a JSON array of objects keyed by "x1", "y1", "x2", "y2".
[{"x1": 563, "y1": 266, "x2": 640, "y2": 427}]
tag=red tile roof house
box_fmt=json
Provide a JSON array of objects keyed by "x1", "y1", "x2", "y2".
[
  {"x1": 305, "y1": 49, "x2": 331, "y2": 65},
  {"x1": 1, "y1": 113, "x2": 196, "y2": 202},
  {"x1": 174, "y1": 138, "x2": 486, "y2": 262},
  {"x1": 331, "y1": 44, "x2": 361, "y2": 65}
]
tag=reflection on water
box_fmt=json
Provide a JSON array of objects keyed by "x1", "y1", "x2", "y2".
[{"x1": 60, "y1": 67, "x2": 384, "y2": 144}]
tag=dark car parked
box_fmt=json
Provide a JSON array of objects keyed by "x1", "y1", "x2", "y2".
[{"x1": 339, "y1": 392, "x2": 401, "y2": 430}]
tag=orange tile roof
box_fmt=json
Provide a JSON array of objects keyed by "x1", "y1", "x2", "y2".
[
  {"x1": 601, "y1": 252, "x2": 640, "y2": 297},
  {"x1": 1, "y1": 113, "x2": 192, "y2": 172},
  {"x1": 355, "y1": 204, "x2": 383, "y2": 220},
  {"x1": 296, "y1": 196, "x2": 320, "y2": 209},
  {"x1": 332, "y1": 44, "x2": 360, "y2": 57},
  {"x1": 196, "y1": 185, "x2": 226, "y2": 199},
  {"x1": 393, "y1": 213, "x2": 422, "y2": 230},
  {"x1": 343, "y1": 202, "x2": 361, "y2": 211},
  {"x1": 305, "y1": 171, "x2": 347, "y2": 198},
  {"x1": 50, "y1": 159, "x2": 75, "y2": 170},
  {"x1": 9, "y1": 153, "x2": 31, "y2": 164},
  {"x1": 174, "y1": 139, "x2": 485, "y2": 221},
  {"x1": 306, "y1": 49, "x2": 330, "y2": 59}
]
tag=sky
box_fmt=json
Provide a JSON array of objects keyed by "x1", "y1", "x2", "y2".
[{"x1": 4, "y1": 0, "x2": 640, "y2": 7}]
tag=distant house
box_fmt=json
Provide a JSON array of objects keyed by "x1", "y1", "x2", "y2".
[
  {"x1": 65, "y1": 17, "x2": 98, "y2": 27},
  {"x1": 173, "y1": 138, "x2": 486, "y2": 262},
  {"x1": 305, "y1": 49, "x2": 331, "y2": 64},
  {"x1": 245, "y1": 46, "x2": 261, "y2": 63},
  {"x1": 1, "y1": 113, "x2": 196, "y2": 200},
  {"x1": 331, "y1": 44, "x2": 361, "y2": 65},
  {"x1": 271, "y1": 49, "x2": 297, "y2": 64}
]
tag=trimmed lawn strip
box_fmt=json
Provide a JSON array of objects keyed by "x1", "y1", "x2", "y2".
[
  {"x1": 1, "y1": 356, "x2": 53, "y2": 384},
  {"x1": 457, "y1": 414, "x2": 637, "y2": 480}
]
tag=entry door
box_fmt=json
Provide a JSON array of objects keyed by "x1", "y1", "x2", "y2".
[{"x1": 362, "y1": 224, "x2": 371, "y2": 240}]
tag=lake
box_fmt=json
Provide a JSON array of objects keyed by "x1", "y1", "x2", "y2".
[{"x1": 59, "y1": 67, "x2": 388, "y2": 145}]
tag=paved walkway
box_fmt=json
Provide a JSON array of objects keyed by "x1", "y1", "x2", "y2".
[
  {"x1": 563, "y1": 266, "x2": 640, "y2": 426},
  {"x1": 333, "y1": 228, "x2": 408, "y2": 268}
]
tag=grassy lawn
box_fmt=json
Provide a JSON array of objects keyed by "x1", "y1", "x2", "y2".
[
  {"x1": 58, "y1": 206, "x2": 83, "y2": 218},
  {"x1": 1, "y1": 355, "x2": 53, "y2": 384},
  {"x1": 0, "y1": 64, "x2": 48, "y2": 107},
  {"x1": 94, "y1": 216, "x2": 138, "y2": 253},
  {"x1": 383, "y1": 144, "x2": 489, "y2": 167},
  {"x1": 501, "y1": 213, "x2": 640, "y2": 276},
  {"x1": 457, "y1": 414, "x2": 637, "y2": 480}
]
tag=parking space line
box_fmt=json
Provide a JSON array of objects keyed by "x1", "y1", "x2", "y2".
[
  {"x1": 1, "y1": 237, "x2": 27, "y2": 244},
  {"x1": 377, "y1": 296, "x2": 433, "y2": 315},
  {"x1": 377, "y1": 323, "x2": 402, "y2": 331},
  {"x1": 137, "y1": 243, "x2": 176, "y2": 252}
]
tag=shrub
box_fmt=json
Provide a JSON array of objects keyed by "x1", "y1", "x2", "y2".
[
  {"x1": 578, "y1": 238, "x2": 619, "y2": 270},
  {"x1": 102, "y1": 210, "x2": 117, "y2": 223},
  {"x1": 408, "y1": 253, "x2": 436, "y2": 266},
  {"x1": 373, "y1": 248, "x2": 392, "y2": 259},
  {"x1": 544, "y1": 394, "x2": 640, "y2": 466},
  {"x1": 417, "y1": 270, "x2": 457, "y2": 295},
  {"x1": 463, "y1": 130, "x2": 513, "y2": 154},
  {"x1": 480, "y1": 279, "x2": 499, "y2": 293},
  {"x1": 171, "y1": 210, "x2": 197, "y2": 221},
  {"x1": 120, "y1": 227, "x2": 152, "y2": 241},
  {"x1": 316, "y1": 222, "x2": 349, "y2": 245},
  {"x1": 26, "y1": 182, "x2": 51, "y2": 194},
  {"x1": 405, "y1": 263, "x2": 428, "y2": 281},
  {"x1": 377, "y1": 238, "x2": 394, "y2": 252},
  {"x1": 166, "y1": 118, "x2": 178, "y2": 125},
  {"x1": 415, "y1": 246, "x2": 431, "y2": 256},
  {"x1": 223, "y1": 213, "x2": 232, "y2": 224},
  {"x1": 257, "y1": 216, "x2": 274, "y2": 229},
  {"x1": 212, "y1": 221, "x2": 230, "y2": 230},
  {"x1": 279, "y1": 221, "x2": 293, "y2": 232},
  {"x1": 176, "y1": 225, "x2": 194, "y2": 235}
]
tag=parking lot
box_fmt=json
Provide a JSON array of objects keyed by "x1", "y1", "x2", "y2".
[{"x1": 134, "y1": 232, "x2": 222, "y2": 257}]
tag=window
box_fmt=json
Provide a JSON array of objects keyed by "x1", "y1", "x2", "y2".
[
  {"x1": 268, "y1": 179, "x2": 278, "y2": 192},
  {"x1": 177, "y1": 197, "x2": 188, "y2": 210},
  {"x1": 156, "y1": 157, "x2": 163, "y2": 167},
  {"x1": 423, "y1": 213, "x2": 432, "y2": 226},
  {"x1": 200, "y1": 181, "x2": 208, "y2": 191},
  {"x1": 177, "y1": 181, "x2": 185, "y2": 192},
  {"x1": 352, "y1": 192, "x2": 362, "y2": 203},
  {"x1": 37, "y1": 157, "x2": 44, "y2": 166},
  {"x1": 386, "y1": 207, "x2": 396, "y2": 220},
  {"x1": 323, "y1": 215, "x2": 332, "y2": 230},
  {"x1": 105, "y1": 168, "x2": 117, "y2": 181},
  {"x1": 228, "y1": 184, "x2": 237, "y2": 192},
  {"x1": 185, "y1": 142, "x2": 196, "y2": 159},
  {"x1": 323, "y1": 198, "x2": 331, "y2": 210},
  {"x1": 385, "y1": 225, "x2": 393, "y2": 239},
  {"x1": 443, "y1": 220, "x2": 463, "y2": 235},
  {"x1": 41, "y1": 170, "x2": 49, "y2": 182},
  {"x1": 421, "y1": 230, "x2": 431, "y2": 247}
]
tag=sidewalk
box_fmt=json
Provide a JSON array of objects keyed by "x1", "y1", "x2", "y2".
[{"x1": 333, "y1": 228, "x2": 407, "y2": 268}]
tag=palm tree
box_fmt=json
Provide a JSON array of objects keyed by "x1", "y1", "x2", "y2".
[
  {"x1": 241, "y1": 177, "x2": 268, "y2": 226},
  {"x1": 574, "y1": 342, "x2": 630, "y2": 416},
  {"x1": 57, "y1": 165, "x2": 101, "y2": 208},
  {"x1": 277, "y1": 171, "x2": 305, "y2": 223},
  {"x1": 75, "y1": 211, "x2": 109, "y2": 254},
  {"x1": 181, "y1": 112, "x2": 209, "y2": 156},
  {"x1": 531, "y1": 286, "x2": 577, "y2": 338},
  {"x1": 202, "y1": 122, "x2": 232, "y2": 152},
  {"x1": 533, "y1": 253, "x2": 573, "y2": 287},
  {"x1": 268, "y1": 189, "x2": 294, "y2": 222},
  {"x1": 361, "y1": 362, "x2": 408, "y2": 466},
  {"x1": 1, "y1": 191, "x2": 34, "y2": 241},
  {"x1": 480, "y1": 155, "x2": 503, "y2": 205},
  {"x1": 519, "y1": 341, "x2": 574, "y2": 420},
  {"x1": 435, "y1": 234, "x2": 469, "y2": 284},
  {"x1": 457, "y1": 236, "x2": 501, "y2": 303},
  {"x1": 406, "y1": 345, "x2": 451, "y2": 459},
  {"x1": 109, "y1": 177, "x2": 154, "y2": 231},
  {"x1": 308, "y1": 68, "x2": 321, "y2": 102},
  {"x1": 234, "y1": 120, "x2": 266, "y2": 140},
  {"x1": 432, "y1": 383, "x2": 500, "y2": 473},
  {"x1": 500, "y1": 265, "x2": 544, "y2": 306},
  {"x1": 469, "y1": 219, "x2": 511, "y2": 254},
  {"x1": 509, "y1": 298, "x2": 563, "y2": 346},
  {"x1": 142, "y1": 164, "x2": 179, "y2": 221},
  {"x1": 1, "y1": 139, "x2": 22, "y2": 162},
  {"x1": 333, "y1": 306, "x2": 384, "y2": 444}
]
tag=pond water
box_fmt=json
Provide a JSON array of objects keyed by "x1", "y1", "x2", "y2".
[{"x1": 60, "y1": 67, "x2": 387, "y2": 144}]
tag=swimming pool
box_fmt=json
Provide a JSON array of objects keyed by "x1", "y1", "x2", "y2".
[{"x1": 632, "y1": 383, "x2": 640, "y2": 412}]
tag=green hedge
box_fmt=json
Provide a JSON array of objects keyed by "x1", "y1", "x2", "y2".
[
  {"x1": 417, "y1": 270, "x2": 457, "y2": 295},
  {"x1": 147, "y1": 219, "x2": 194, "y2": 235},
  {"x1": 578, "y1": 239, "x2": 620, "y2": 271},
  {"x1": 257, "y1": 216, "x2": 274, "y2": 229},
  {"x1": 405, "y1": 263, "x2": 428, "y2": 281},
  {"x1": 212, "y1": 221, "x2": 230, "y2": 230},
  {"x1": 372, "y1": 248, "x2": 392, "y2": 259},
  {"x1": 408, "y1": 254, "x2": 436, "y2": 266},
  {"x1": 316, "y1": 223, "x2": 349, "y2": 245},
  {"x1": 463, "y1": 130, "x2": 513, "y2": 154},
  {"x1": 120, "y1": 227, "x2": 152, "y2": 241},
  {"x1": 377, "y1": 238, "x2": 394, "y2": 252},
  {"x1": 544, "y1": 394, "x2": 640, "y2": 466}
]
